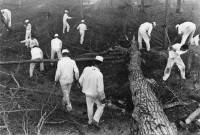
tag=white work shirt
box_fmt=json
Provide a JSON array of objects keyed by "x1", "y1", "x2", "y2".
[
  {"x1": 177, "y1": 22, "x2": 196, "y2": 35},
  {"x1": 51, "y1": 38, "x2": 62, "y2": 50},
  {"x1": 21, "y1": 38, "x2": 39, "y2": 48},
  {"x1": 139, "y1": 22, "x2": 153, "y2": 36},
  {"x1": 63, "y1": 13, "x2": 72, "y2": 23},
  {"x1": 26, "y1": 23, "x2": 31, "y2": 31},
  {"x1": 168, "y1": 43, "x2": 187, "y2": 58},
  {"x1": 79, "y1": 66, "x2": 105, "y2": 99},
  {"x1": 55, "y1": 57, "x2": 79, "y2": 85},
  {"x1": 77, "y1": 23, "x2": 87, "y2": 32},
  {"x1": 31, "y1": 47, "x2": 43, "y2": 60},
  {"x1": 1, "y1": 9, "x2": 11, "y2": 21}
]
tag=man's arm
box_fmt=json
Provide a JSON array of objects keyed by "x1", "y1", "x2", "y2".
[
  {"x1": 21, "y1": 39, "x2": 29, "y2": 44},
  {"x1": 148, "y1": 25, "x2": 153, "y2": 37},
  {"x1": 73, "y1": 61, "x2": 79, "y2": 80},
  {"x1": 55, "y1": 62, "x2": 60, "y2": 82},
  {"x1": 97, "y1": 74, "x2": 105, "y2": 100},
  {"x1": 79, "y1": 68, "x2": 87, "y2": 87}
]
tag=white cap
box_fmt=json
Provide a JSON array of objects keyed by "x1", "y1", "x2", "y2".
[
  {"x1": 54, "y1": 34, "x2": 58, "y2": 37},
  {"x1": 95, "y1": 56, "x2": 103, "y2": 62},
  {"x1": 62, "y1": 49, "x2": 70, "y2": 53},
  {"x1": 81, "y1": 20, "x2": 84, "y2": 23},
  {"x1": 65, "y1": 10, "x2": 68, "y2": 13},
  {"x1": 175, "y1": 24, "x2": 180, "y2": 29},
  {"x1": 152, "y1": 22, "x2": 156, "y2": 26},
  {"x1": 25, "y1": 19, "x2": 29, "y2": 23}
]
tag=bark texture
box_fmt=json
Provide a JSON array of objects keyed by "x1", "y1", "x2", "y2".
[{"x1": 129, "y1": 38, "x2": 177, "y2": 135}]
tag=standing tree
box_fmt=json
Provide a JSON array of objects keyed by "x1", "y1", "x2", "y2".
[
  {"x1": 129, "y1": 36, "x2": 177, "y2": 135},
  {"x1": 176, "y1": 0, "x2": 182, "y2": 13},
  {"x1": 140, "y1": 0, "x2": 145, "y2": 12},
  {"x1": 164, "y1": 0, "x2": 170, "y2": 49}
]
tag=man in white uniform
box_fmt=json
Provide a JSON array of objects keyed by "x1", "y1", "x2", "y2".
[
  {"x1": 24, "y1": 19, "x2": 32, "y2": 46},
  {"x1": 176, "y1": 22, "x2": 196, "y2": 45},
  {"x1": 1, "y1": 9, "x2": 11, "y2": 29},
  {"x1": 63, "y1": 10, "x2": 72, "y2": 34},
  {"x1": 51, "y1": 34, "x2": 62, "y2": 65},
  {"x1": 77, "y1": 20, "x2": 87, "y2": 44},
  {"x1": 163, "y1": 43, "x2": 188, "y2": 81},
  {"x1": 30, "y1": 46, "x2": 44, "y2": 77},
  {"x1": 55, "y1": 49, "x2": 79, "y2": 112},
  {"x1": 79, "y1": 56, "x2": 106, "y2": 128},
  {"x1": 21, "y1": 35, "x2": 39, "y2": 48},
  {"x1": 138, "y1": 22, "x2": 156, "y2": 51}
]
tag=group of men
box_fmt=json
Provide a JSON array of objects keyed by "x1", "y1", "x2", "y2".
[
  {"x1": 1, "y1": 7, "x2": 200, "y2": 128},
  {"x1": 138, "y1": 21, "x2": 199, "y2": 81}
]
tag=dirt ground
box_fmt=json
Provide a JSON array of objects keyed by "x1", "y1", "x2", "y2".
[{"x1": 1, "y1": 0, "x2": 200, "y2": 135}]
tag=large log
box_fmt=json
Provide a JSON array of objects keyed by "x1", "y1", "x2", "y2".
[
  {"x1": 0, "y1": 56, "x2": 125, "y2": 65},
  {"x1": 129, "y1": 37, "x2": 177, "y2": 135}
]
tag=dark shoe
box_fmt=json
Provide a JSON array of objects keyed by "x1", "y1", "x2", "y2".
[{"x1": 91, "y1": 120, "x2": 100, "y2": 130}]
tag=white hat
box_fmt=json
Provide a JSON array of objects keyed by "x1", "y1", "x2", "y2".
[
  {"x1": 54, "y1": 34, "x2": 58, "y2": 37},
  {"x1": 95, "y1": 56, "x2": 103, "y2": 62},
  {"x1": 25, "y1": 19, "x2": 29, "y2": 23},
  {"x1": 81, "y1": 20, "x2": 85, "y2": 23},
  {"x1": 65, "y1": 10, "x2": 68, "y2": 13},
  {"x1": 175, "y1": 24, "x2": 180, "y2": 29},
  {"x1": 152, "y1": 22, "x2": 156, "y2": 26},
  {"x1": 62, "y1": 49, "x2": 69, "y2": 53}
]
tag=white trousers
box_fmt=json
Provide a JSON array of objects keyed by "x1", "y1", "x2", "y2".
[
  {"x1": 29, "y1": 58, "x2": 44, "y2": 77},
  {"x1": 61, "y1": 84, "x2": 72, "y2": 111},
  {"x1": 51, "y1": 49, "x2": 62, "y2": 59},
  {"x1": 138, "y1": 29, "x2": 150, "y2": 51},
  {"x1": 25, "y1": 30, "x2": 31, "y2": 46},
  {"x1": 163, "y1": 57, "x2": 185, "y2": 81},
  {"x1": 79, "y1": 30, "x2": 85, "y2": 44},
  {"x1": 181, "y1": 25, "x2": 196, "y2": 45},
  {"x1": 86, "y1": 95, "x2": 105, "y2": 124},
  {"x1": 63, "y1": 22, "x2": 70, "y2": 33}
]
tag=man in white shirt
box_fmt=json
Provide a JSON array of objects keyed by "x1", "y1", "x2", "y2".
[
  {"x1": 30, "y1": 46, "x2": 44, "y2": 77},
  {"x1": 55, "y1": 49, "x2": 79, "y2": 112},
  {"x1": 176, "y1": 22, "x2": 196, "y2": 45},
  {"x1": 77, "y1": 20, "x2": 87, "y2": 44},
  {"x1": 1, "y1": 9, "x2": 11, "y2": 29},
  {"x1": 21, "y1": 35, "x2": 39, "y2": 48},
  {"x1": 63, "y1": 10, "x2": 72, "y2": 34},
  {"x1": 163, "y1": 43, "x2": 188, "y2": 81},
  {"x1": 51, "y1": 34, "x2": 62, "y2": 65},
  {"x1": 138, "y1": 22, "x2": 156, "y2": 51},
  {"x1": 79, "y1": 56, "x2": 105, "y2": 127},
  {"x1": 24, "y1": 19, "x2": 32, "y2": 46}
]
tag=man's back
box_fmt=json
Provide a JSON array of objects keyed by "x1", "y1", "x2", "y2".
[
  {"x1": 79, "y1": 66, "x2": 103, "y2": 97},
  {"x1": 77, "y1": 23, "x2": 87, "y2": 31},
  {"x1": 31, "y1": 47, "x2": 43, "y2": 60},
  {"x1": 51, "y1": 38, "x2": 62, "y2": 49}
]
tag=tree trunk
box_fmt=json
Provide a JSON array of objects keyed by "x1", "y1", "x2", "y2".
[
  {"x1": 140, "y1": 0, "x2": 145, "y2": 12},
  {"x1": 164, "y1": 0, "x2": 170, "y2": 49},
  {"x1": 129, "y1": 36, "x2": 177, "y2": 135},
  {"x1": 176, "y1": 0, "x2": 182, "y2": 13}
]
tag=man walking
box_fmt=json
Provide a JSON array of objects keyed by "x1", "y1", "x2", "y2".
[
  {"x1": 176, "y1": 22, "x2": 196, "y2": 45},
  {"x1": 63, "y1": 10, "x2": 72, "y2": 34},
  {"x1": 24, "y1": 19, "x2": 32, "y2": 46},
  {"x1": 79, "y1": 56, "x2": 106, "y2": 127},
  {"x1": 163, "y1": 43, "x2": 188, "y2": 81},
  {"x1": 29, "y1": 46, "x2": 44, "y2": 77},
  {"x1": 55, "y1": 49, "x2": 79, "y2": 112},
  {"x1": 138, "y1": 22, "x2": 156, "y2": 51},
  {"x1": 77, "y1": 20, "x2": 87, "y2": 44},
  {"x1": 1, "y1": 9, "x2": 11, "y2": 30},
  {"x1": 51, "y1": 34, "x2": 62, "y2": 65}
]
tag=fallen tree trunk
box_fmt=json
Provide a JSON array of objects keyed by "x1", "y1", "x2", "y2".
[
  {"x1": 0, "y1": 56, "x2": 125, "y2": 65},
  {"x1": 129, "y1": 36, "x2": 177, "y2": 135}
]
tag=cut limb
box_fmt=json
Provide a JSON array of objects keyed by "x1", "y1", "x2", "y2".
[{"x1": 128, "y1": 37, "x2": 177, "y2": 135}]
